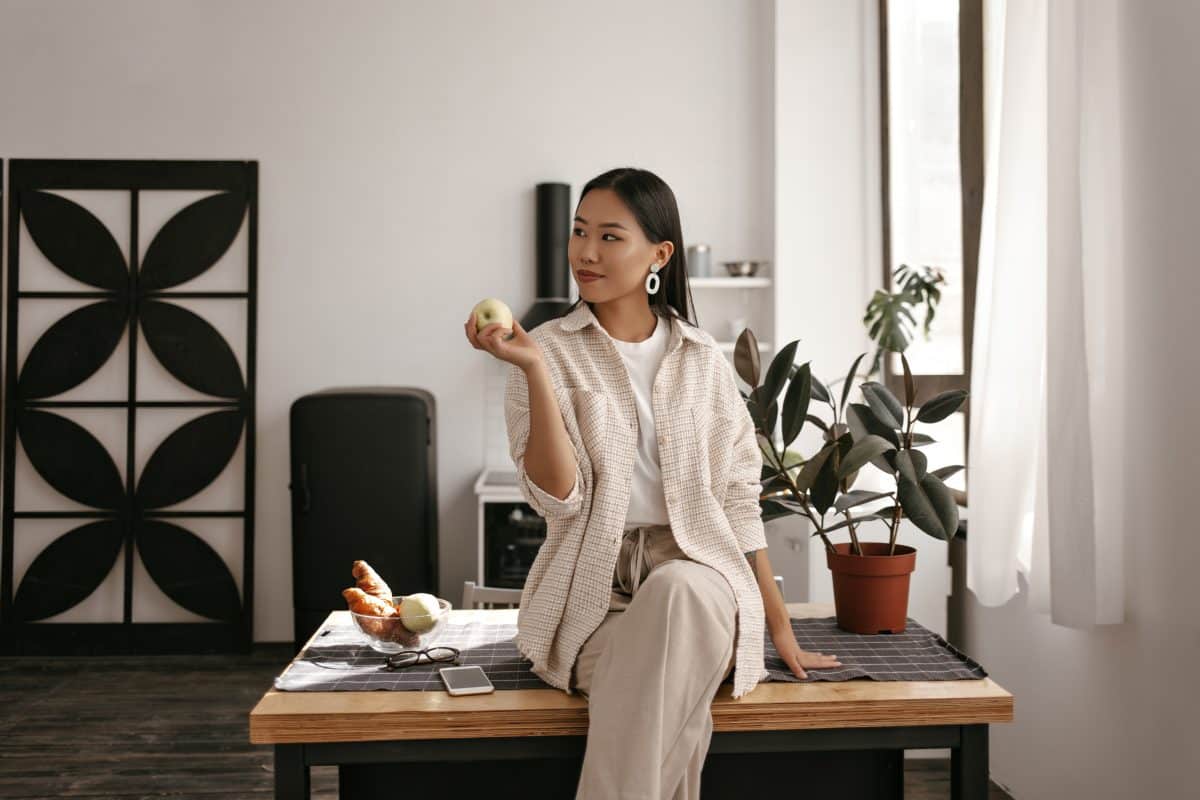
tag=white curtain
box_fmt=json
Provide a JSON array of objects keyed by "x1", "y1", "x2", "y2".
[{"x1": 967, "y1": 0, "x2": 1125, "y2": 626}]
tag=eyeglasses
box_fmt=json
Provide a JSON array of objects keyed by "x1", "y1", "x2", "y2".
[{"x1": 385, "y1": 646, "x2": 461, "y2": 670}]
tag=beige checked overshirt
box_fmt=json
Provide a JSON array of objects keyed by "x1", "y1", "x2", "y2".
[{"x1": 504, "y1": 301, "x2": 770, "y2": 700}]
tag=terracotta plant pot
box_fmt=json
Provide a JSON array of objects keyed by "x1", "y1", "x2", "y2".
[{"x1": 825, "y1": 542, "x2": 917, "y2": 634}]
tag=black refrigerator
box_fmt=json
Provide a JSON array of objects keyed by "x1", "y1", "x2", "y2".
[{"x1": 289, "y1": 387, "x2": 438, "y2": 648}]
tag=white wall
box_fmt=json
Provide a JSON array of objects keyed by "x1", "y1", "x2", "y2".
[
  {"x1": 0, "y1": 0, "x2": 775, "y2": 641},
  {"x1": 962, "y1": 1, "x2": 1200, "y2": 796}
]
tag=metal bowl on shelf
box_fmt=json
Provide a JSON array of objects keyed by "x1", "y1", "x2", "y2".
[{"x1": 722, "y1": 260, "x2": 766, "y2": 277}]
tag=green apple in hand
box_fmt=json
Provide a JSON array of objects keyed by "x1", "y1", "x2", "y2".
[{"x1": 472, "y1": 298, "x2": 513, "y2": 337}]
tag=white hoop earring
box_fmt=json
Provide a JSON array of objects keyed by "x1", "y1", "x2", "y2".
[{"x1": 645, "y1": 263, "x2": 661, "y2": 295}]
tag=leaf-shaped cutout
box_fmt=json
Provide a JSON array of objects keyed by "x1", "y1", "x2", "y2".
[
  {"x1": 17, "y1": 409, "x2": 125, "y2": 509},
  {"x1": 20, "y1": 191, "x2": 129, "y2": 290},
  {"x1": 139, "y1": 192, "x2": 246, "y2": 290},
  {"x1": 136, "y1": 520, "x2": 241, "y2": 621},
  {"x1": 12, "y1": 520, "x2": 125, "y2": 621},
  {"x1": 136, "y1": 409, "x2": 244, "y2": 509},
  {"x1": 18, "y1": 300, "x2": 129, "y2": 400},
  {"x1": 140, "y1": 301, "x2": 244, "y2": 398}
]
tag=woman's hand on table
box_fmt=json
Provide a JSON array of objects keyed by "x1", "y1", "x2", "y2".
[{"x1": 770, "y1": 623, "x2": 842, "y2": 679}]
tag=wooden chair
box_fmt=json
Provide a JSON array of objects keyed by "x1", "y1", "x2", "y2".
[{"x1": 461, "y1": 580, "x2": 522, "y2": 609}]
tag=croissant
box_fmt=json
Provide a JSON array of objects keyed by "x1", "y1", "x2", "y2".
[
  {"x1": 351, "y1": 560, "x2": 394, "y2": 602},
  {"x1": 342, "y1": 587, "x2": 398, "y2": 617},
  {"x1": 343, "y1": 587, "x2": 419, "y2": 646}
]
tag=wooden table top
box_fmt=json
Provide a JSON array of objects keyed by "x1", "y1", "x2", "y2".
[{"x1": 249, "y1": 603, "x2": 1013, "y2": 745}]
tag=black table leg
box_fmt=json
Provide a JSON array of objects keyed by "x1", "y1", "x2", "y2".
[
  {"x1": 275, "y1": 744, "x2": 310, "y2": 800},
  {"x1": 951, "y1": 724, "x2": 988, "y2": 800}
]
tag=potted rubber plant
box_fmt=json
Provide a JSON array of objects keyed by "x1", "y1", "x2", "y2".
[{"x1": 733, "y1": 331, "x2": 967, "y2": 634}]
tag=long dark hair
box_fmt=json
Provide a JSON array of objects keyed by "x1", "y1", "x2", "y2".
[{"x1": 563, "y1": 167, "x2": 699, "y2": 329}]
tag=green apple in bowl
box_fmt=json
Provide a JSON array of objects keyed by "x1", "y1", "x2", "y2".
[
  {"x1": 398, "y1": 592, "x2": 443, "y2": 633},
  {"x1": 472, "y1": 298, "x2": 513, "y2": 336}
]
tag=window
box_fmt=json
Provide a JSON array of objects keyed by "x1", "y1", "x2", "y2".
[{"x1": 879, "y1": 0, "x2": 982, "y2": 495}]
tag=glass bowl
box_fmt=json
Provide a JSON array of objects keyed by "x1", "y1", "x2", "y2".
[{"x1": 349, "y1": 596, "x2": 452, "y2": 654}]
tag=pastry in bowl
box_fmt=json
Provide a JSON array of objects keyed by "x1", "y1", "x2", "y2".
[
  {"x1": 351, "y1": 560, "x2": 393, "y2": 600},
  {"x1": 342, "y1": 584, "x2": 452, "y2": 654},
  {"x1": 341, "y1": 561, "x2": 452, "y2": 653}
]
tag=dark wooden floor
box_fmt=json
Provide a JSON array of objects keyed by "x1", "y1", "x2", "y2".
[{"x1": 0, "y1": 645, "x2": 1013, "y2": 798}]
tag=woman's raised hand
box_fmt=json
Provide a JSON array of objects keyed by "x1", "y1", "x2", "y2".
[{"x1": 464, "y1": 312, "x2": 543, "y2": 371}]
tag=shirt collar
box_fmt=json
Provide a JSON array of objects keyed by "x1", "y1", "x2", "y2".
[{"x1": 558, "y1": 302, "x2": 707, "y2": 347}]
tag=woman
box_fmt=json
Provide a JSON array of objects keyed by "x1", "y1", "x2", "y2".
[{"x1": 465, "y1": 167, "x2": 840, "y2": 799}]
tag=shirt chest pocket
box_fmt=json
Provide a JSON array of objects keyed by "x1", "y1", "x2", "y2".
[
  {"x1": 689, "y1": 404, "x2": 746, "y2": 503},
  {"x1": 562, "y1": 387, "x2": 610, "y2": 471}
]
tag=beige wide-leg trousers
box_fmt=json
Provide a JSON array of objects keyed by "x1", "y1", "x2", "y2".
[{"x1": 571, "y1": 523, "x2": 738, "y2": 800}]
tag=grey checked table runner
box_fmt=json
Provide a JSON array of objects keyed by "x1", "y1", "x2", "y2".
[{"x1": 273, "y1": 615, "x2": 987, "y2": 692}]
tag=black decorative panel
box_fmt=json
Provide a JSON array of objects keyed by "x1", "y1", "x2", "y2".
[{"x1": 1, "y1": 160, "x2": 257, "y2": 654}]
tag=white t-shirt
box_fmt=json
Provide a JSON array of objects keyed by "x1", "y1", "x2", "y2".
[{"x1": 608, "y1": 314, "x2": 671, "y2": 530}]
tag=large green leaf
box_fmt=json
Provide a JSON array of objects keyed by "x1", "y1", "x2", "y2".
[
  {"x1": 895, "y1": 451, "x2": 957, "y2": 540},
  {"x1": 822, "y1": 512, "x2": 888, "y2": 534},
  {"x1": 899, "y1": 448, "x2": 928, "y2": 478},
  {"x1": 761, "y1": 472, "x2": 793, "y2": 494},
  {"x1": 860, "y1": 381, "x2": 904, "y2": 429},
  {"x1": 901, "y1": 352, "x2": 915, "y2": 408},
  {"x1": 747, "y1": 391, "x2": 770, "y2": 435},
  {"x1": 823, "y1": 421, "x2": 850, "y2": 443},
  {"x1": 916, "y1": 389, "x2": 969, "y2": 423},
  {"x1": 810, "y1": 373, "x2": 832, "y2": 404},
  {"x1": 795, "y1": 442, "x2": 835, "y2": 494},
  {"x1": 769, "y1": 498, "x2": 810, "y2": 515},
  {"x1": 864, "y1": 289, "x2": 914, "y2": 352},
  {"x1": 839, "y1": 352, "x2": 867, "y2": 413},
  {"x1": 834, "y1": 490, "x2": 893, "y2": 513},
  {"x1": 760, "y1": 499, "x2": 796, "y2": 523},
  {"x1": 846, "y1": 403, "x2": 900, "y2": 472},
  {"x1": 932, "y1": 465, "x2": 964, "y2": 480},
  {"x1": 781, "y1": 361, "x2": 811, "y2": 447},
  {"x1": 811, "y1": 433, "x2": 853, "y2": 515},
  {"x1": 836, "y1": 434, "x2": 895, "y2": 478},
  {"x1": 874, "y1": 505, "x2": 899, "y2": 522},
  {"x1": 734, "y1": 328, "x2": 762, "y2": 387},
  {"x1": 846, "y1": 403, "x2": 900, "y2": 447},
  {"x1": 760, "y1": 340, "x2": 799, "y2": 409}
]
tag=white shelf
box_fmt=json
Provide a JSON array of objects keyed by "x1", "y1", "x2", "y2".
[
  {"x1": 716, "y1": 340, "x2": 772, "y2": 352},
  {"x1": 689, "y1": 276, "x2": 772, "y2": 288}
]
